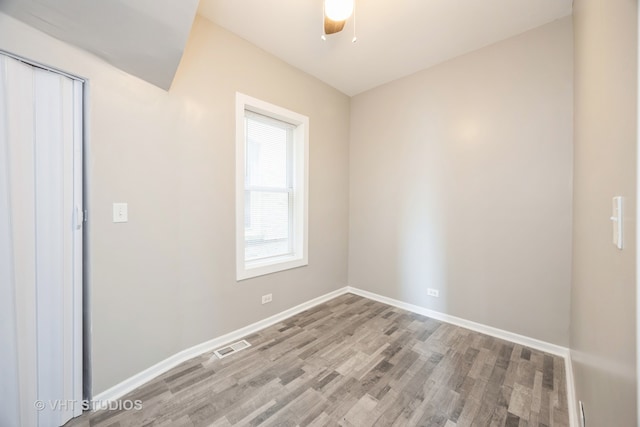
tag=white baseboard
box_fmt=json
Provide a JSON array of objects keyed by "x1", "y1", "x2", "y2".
[
  {"x1": 565, "y1": 350, "x2": 578, "y2": 427},
  {"x1": 346, "y1": 286, "x2": 578, "y2": 427},
  {"x1": 346, "y1": 286, "x2": 568, "y2": 356},
  {"x1": 93, "y1": 284, "x2": 578, "y2": 427},
  {"x1": 93, "y1": 286, "x2": 349, "y2": 404}
]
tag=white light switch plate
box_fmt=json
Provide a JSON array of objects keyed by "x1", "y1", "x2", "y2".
[
  {"x1": 611, "y1": 197, "x2": 623, "y2": 249},
  {"x1": 113, "y1": 203, "x2": 128, "y2": 223}
]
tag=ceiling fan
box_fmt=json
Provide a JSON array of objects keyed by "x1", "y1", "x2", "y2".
[{"x1": 322, "y1": 0, "x2": 357, "y2": 41}]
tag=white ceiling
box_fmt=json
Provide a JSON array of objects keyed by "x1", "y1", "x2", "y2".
[
  {"x1": 198, "y1": 0, "x2": 573, "y2": 96},
  {"x1": 0, "y1": 0, "x2": 573, "y2": 94},
  {"x1": 0, "y1": 0, "x2": 199, "y2": 90}
]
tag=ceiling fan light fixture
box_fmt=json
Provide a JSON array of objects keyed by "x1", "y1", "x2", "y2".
[{"x1": 324, "y1": 0, "x2": 354, "y2": 22}]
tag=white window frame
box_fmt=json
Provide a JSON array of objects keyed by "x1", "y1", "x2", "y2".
[{"x1": 235, "y1": 92, "x2": 309, "y2": 281}]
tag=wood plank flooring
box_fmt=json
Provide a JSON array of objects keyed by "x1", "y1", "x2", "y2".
[{"x1": 66, "y1": 294, "x2": 569, "y2": 426}]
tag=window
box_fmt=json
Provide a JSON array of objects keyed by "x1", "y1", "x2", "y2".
[{"x1": 236, "y1": 93, "x2": 309, "y2": 280}]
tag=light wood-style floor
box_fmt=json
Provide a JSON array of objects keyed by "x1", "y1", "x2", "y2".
[{"x1": 67, "y1": 294, "x2": 569, "y2": 426}]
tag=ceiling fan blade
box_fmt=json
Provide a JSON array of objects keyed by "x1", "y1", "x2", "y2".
[{"x1": 324, "y1": 16, "x2": 346, "y2": 35}]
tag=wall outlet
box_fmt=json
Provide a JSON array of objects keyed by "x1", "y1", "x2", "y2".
[
  {"x1": 427, "y1": 288, "x2": 439, "y2": 298},
  {"x1": 261, "y1": 294, "x2": 272, "y2": 304},
  {"x1": 579, "y1": 401, "x2": 586, "y2": 427}
]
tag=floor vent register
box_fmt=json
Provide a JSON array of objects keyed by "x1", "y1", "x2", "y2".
[{"x1": 213, "y1": 339, "x2": 252, "y2": 359}]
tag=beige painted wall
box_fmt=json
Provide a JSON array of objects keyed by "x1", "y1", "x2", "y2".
[
  {"x1": 0, "y1": 14, "x2": 350, "y2": 394},
  {"x1": 571, "y1": 0, "x2": 637, "y2": 424},
  {"x1": 349, "y1": 18, "x2": 573, "y2": 346}
]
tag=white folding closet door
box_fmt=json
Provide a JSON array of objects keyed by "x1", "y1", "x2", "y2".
[
  {"x1": 0, "y1": 53, "x2": 83, "y2": 427},
  {"x1": 0, "y1": 52, "x2": 23, "y2": 427}
]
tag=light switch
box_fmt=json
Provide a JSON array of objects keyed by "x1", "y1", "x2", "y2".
[
  {"x1": 113, "y1": 203, "x2": 128, "y2": 223},
  {"x1": 610, "y1": 197, "x2": 623, "y2": 249}
]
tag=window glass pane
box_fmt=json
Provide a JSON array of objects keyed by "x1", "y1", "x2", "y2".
[
  {"x1": 245, "y1": 190, "x2": 291, "y2": 261},
  {"x1": 246, "y1": 117, "x2": 288, "y2": 189}
]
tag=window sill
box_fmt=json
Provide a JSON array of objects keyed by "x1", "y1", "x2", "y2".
[{"x1": 237, "y1": 255, "x2": 308, "y2": 281}]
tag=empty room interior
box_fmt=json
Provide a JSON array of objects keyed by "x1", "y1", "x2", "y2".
[{"x1": 0, "y1": 0, "x2": 638, "y2": 426}]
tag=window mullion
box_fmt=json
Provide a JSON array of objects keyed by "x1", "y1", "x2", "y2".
[{"x1": 245, "y1": 185, "x2": 289, "y2": 193}]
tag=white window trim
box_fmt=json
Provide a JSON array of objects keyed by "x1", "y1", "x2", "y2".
[{"x1": 235, "y1": 92, "x2": 309, "y2": 281}]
